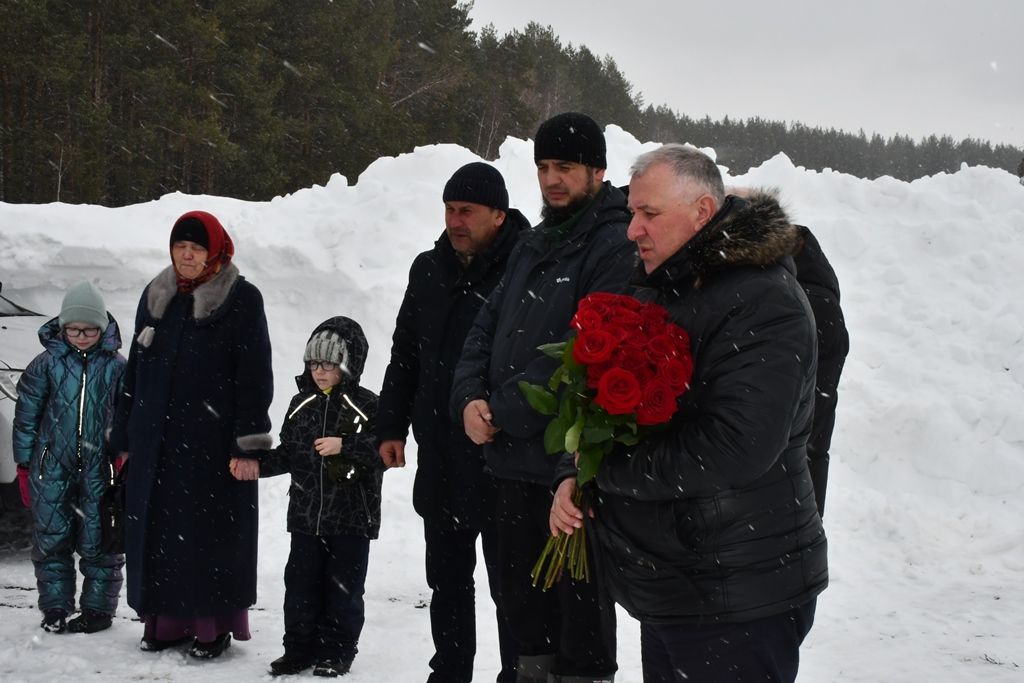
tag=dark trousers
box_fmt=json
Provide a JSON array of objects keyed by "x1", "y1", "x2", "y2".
[
  {"x1": 495, "y1": 479, "x2": 617, "y2": 678},
  {"x1": 283, "y1": 532, "x2": 370, "y2": 661},
  {"x1": 424, "y1": 519, "x2": 517, "y2": 683},
  {"x1": 640, "y1": 601, "x2": 817, "y2": 683}
]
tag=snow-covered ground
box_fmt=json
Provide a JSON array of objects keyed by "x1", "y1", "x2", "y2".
[{"x1": 0, "y1": 126, "x2": 1022, "y2": 681}]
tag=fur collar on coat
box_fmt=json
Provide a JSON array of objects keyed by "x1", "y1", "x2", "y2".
[{"x1": 136, "y1": 263, "x2": 240, "y2": 348}]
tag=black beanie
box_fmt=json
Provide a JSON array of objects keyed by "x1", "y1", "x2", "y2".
[
  {"x1": 442, "y1": 162, "x2": 509, "y2": 211},
  {"x1": 169, "y1": 216, "x2": 209, "y2": 250},
  {"x1": 533, "y1": 112, "x2": 607, "y2": 169}
]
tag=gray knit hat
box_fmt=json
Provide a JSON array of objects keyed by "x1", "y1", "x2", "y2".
[
  {"x1": 59, "y1": 282, "x2": 109, "y2": 331},
  {"x1": 304, "y1": 330, "x2": 349, "y2": 370}
]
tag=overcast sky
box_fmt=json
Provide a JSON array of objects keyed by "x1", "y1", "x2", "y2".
[{"x1": 468, "y1": 0, "x2": 1023, "y2": 147}]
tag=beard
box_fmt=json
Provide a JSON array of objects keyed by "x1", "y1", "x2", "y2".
[{"x1": 541, "y1": 189, "x2": 596, "y2": 225}]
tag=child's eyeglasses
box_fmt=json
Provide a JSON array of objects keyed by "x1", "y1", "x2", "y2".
[
  {"x1": 307, "y1": 361, "x2": 339, "y2": 372},
  {"x1": 65, "y1": 326, "x2": 101, "y2": 339}
]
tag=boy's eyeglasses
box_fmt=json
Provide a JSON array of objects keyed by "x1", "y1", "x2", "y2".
[
  {"x1": 307, "y1": 361, "x2": 339, "y2": 372},
  {"x1": 65, "y1": 326, "x2": 101, "y2": 339}
]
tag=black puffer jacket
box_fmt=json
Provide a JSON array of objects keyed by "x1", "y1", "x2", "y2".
[
  {"x1": 591, "y1": 193, "x2": 828, "y2": 625},
  {"x1": 377, "y1": 210, "x2": 528, "y2": 527},
  {"x1": 451, "y1": 182, "x2": 636, "y2": 484},
  {"x1": 262, "y1": 317, "x2": 383, "y2": 538},
  {"x1": 794, "y1": 226, "x2": 849, "y2": 518}
]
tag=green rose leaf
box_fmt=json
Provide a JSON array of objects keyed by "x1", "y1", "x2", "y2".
[
  {"x1": 518, "y1": 381, "x2": 557, "y2": 416},
  {"x1": 576, "y1": 444, "x2": 604, "y2": 486},
  {"x1": 537, "y1": 341, "x2": 568, "y2": 359},
  {"x1": 564, "y1": 411, "x2": 585, "y2": 453}
]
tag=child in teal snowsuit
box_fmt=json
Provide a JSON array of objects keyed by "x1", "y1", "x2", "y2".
[{"x1": 13, "y1": 282, "x2": 127, "y2": 634}]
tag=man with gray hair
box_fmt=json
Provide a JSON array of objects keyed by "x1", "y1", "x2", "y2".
[{"x1": 551, "y1": 143, "x2": 828, "y2": 682}]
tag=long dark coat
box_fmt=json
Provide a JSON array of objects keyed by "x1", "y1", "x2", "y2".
[
  {"x1": 591, "y1": 193, "x2": 828, "y2": 625},
  {"x1": 377, "y1": 210, "x2": 528, "y2": 526},
  {"x1": 262, "y1": 316, "x2": 383, "y2": 538},
  {"x1": 451, "y1": 183, "x2": 636, "y2": 484},
  {"x1": 111, "y1": 263, "x2": 273, "y2": 617}
]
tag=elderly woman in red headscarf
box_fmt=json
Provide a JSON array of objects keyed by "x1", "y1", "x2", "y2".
[{"x1": 111, "y1": 211, "x2": 274, "y2": 658}]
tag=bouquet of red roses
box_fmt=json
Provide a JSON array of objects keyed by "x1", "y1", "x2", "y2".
[{"x1": 518, "y1": 292, "x2": 694, "y2": 589}]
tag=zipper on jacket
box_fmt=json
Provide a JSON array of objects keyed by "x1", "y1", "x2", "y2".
[
  {"x1": 359, "y1": 484, "x2": 371, "y2": 526},
  {"x1": 76, "y1": 352, "x2": 88, "y2": 473},
  {"x1": 38, "y1": 445, "x2": 50, "y2": 480},
  {"x1": 315, "y1": 394, "x2": 329, "y2": 536}
]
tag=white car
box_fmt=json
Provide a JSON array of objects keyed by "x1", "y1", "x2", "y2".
[{"x1": 0, "y1": 282, "x2": 47, "y2": 545}]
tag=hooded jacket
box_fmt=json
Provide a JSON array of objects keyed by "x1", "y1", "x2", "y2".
[
  {"x1": 450, "y1": 182, "x2": 636, "y2": 484},
  {"x1": 262, "y1": 316, "x2": 383, "y2": 538},
  {"x1": 377, "y1": 210, "x2": 528, "y2": 526},
  {"x1": 590, "y1": 193, "x2": 828, "y2": 624},
  {"x1": 13, "y1": 315, "x2": 126, "y2": 612}
]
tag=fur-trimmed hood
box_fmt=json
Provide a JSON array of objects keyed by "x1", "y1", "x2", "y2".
[{"x1": 651, "y1": 191, "x2": 802, "y2": 288}]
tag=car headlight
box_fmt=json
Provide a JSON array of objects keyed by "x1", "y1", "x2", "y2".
[{"x1": 0, "y1": 369, "x2": 21, "y2": 401}]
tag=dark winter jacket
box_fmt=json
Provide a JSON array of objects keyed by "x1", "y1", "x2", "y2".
[
  {"x1": 13, "y1": 315, "x2": 126, "y2": 612},
  {"x1": 377, "y1": 210, "x2": 528, "y2": 526},
  {"x1": 262, "y1": 316, "x2": 383, "y2": 538},
  {"x1": 590, "y1": 193, "x2": 828, "y2": 625},
  {"x1": 451, "y1": 182, "x2": 636, "y2": 484},
  {"x1": 794, "y1": 225, "x2": 849, "y2": 518},
  {"x1": 111, "y1": 263, "x2": 274, "y2": 617}
]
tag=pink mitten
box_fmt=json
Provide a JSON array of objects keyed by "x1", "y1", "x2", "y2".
[{"x1": 17, "y1": 466, "x2": 30, "y2": 508}]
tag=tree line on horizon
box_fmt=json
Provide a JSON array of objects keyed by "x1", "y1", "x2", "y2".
[{"x1": 2, "y1": 1, "x2": 1021, "y2": 206}]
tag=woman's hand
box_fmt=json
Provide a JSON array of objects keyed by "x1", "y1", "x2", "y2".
[
  {"x1": 229, "y1": 457, "x2": 259, "y2": 480},
  {"x1": 314, "y1": 437, "x2": 342, "y2": 456}
]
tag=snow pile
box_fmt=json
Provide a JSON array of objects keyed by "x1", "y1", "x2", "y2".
[{"x1": 0, "y1": 126, "x2": 1022, "y2": 681}]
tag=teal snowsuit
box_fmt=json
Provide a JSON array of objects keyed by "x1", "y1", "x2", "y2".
[{"x1": 12, "y1": 316, "x2": 127, "y2": 615}]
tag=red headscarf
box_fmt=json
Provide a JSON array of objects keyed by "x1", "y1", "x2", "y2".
[{"x1": 169, "y1": 210, "x2": 235, "y2": 293}]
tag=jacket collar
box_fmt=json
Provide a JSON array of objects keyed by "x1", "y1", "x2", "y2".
[
  {"x1": 522, "y1": 182, "x2": 630, "y2": 255},
  {"x1": 644, "y1": 192, "x2": 801, "y2": 291},
  {"x1": 145, "y1": 262, "x2": 240, "y2": 322}
]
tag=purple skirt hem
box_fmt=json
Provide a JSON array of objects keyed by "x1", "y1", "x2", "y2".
[{"x1": 143, "y1": 610, "x2": 251, "y2": 643}]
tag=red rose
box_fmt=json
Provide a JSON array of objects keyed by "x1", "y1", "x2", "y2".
[
  {"x1": 594, "y1": 368, "x2": 642, "y2": 415},
  {"x1": 573, "y1": 329, "x2": 617, "y2": 364},
  {"x1": 645, "y1": 333, "x2": 679, "y2": 363},
  {"x1": 610, "y1": 307, "x2": 642, "y2": 328},
  {"x1": 581, "y1": 292, "x2": 641, "y2": 310},
  {"x1": 666, "y1": 323, "x2": 691, "y2": 355},
  {"x1": 602, "y1": 324, "x2": 631, "y2": 344},
  {"x1": 571, "y1": 307, "x2": 605, "y2": 332},
  {"x1": 656, "y1": 358, "x2": 693, "y2": 394},
  {"x1": 612, "y1": 346, "x2": 656, "y2": 385},
  {"x1": 635, "y1": 379, "x2": 679, "y2": 425}
]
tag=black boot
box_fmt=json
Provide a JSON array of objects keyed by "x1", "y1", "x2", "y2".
[
  {"x1": 271, "y1": 652, "x2": 317, "y2": 676},
  {"x1": 40, "y1": 609, "x2": 67, "y2": 634},
  {"x1": 139, "y1": 635, "x2": 192, "y2": 652},
  {"x1": 312, "y1": 657, "x2": 352, "y2": 677},
  {"x1": 188, "y1": 633, "x2": 232, "y2": 659},
  {"x1": 67, "y1": 609, "x2": 113, "y2": 634}
]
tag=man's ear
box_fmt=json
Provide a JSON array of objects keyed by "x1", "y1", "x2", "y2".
[{"x1": 696, "y1": 195, "x2": 718, "y2": 229}]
